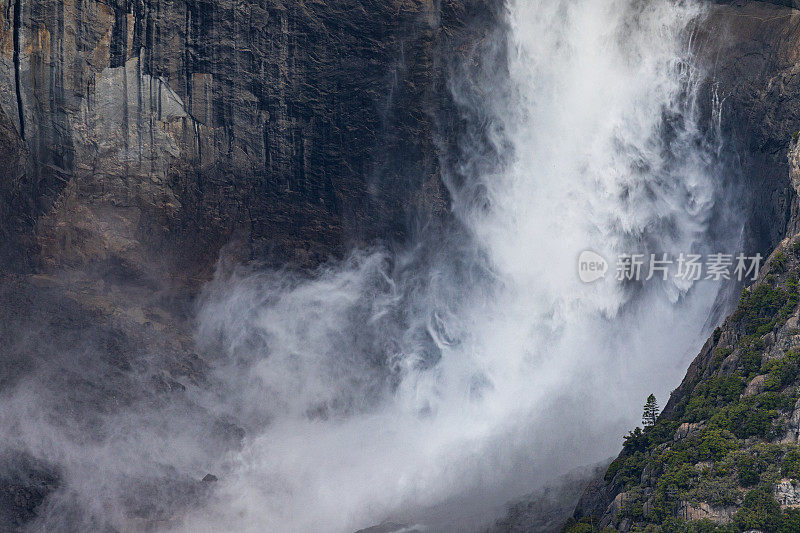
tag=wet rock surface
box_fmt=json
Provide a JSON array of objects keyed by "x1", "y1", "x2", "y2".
[
  {"x1": 490, "y1": 463, "x2": 610, "y2": 533},
  {"x1": 0, "y1": 452, "x2": 58, "y2": 531},
  {"x1": 699, "y1": 1, "x2": 800, "y2": 252}
]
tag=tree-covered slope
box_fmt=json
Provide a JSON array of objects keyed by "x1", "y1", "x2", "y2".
[{"x1": 568, "y1": 237, "x2": 800, "y2": 532}]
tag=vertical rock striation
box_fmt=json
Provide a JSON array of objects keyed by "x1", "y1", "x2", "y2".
[
  {"x1": 698, "y1": 1, "x2": 800, "y2": 253},
  {"x1": 0, "y1": 0, "x2": 501, "y2": 280}
]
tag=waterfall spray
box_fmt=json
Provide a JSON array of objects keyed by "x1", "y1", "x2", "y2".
[{"x1": 183, "y1": 0, "x2": 741, "y2": 531}]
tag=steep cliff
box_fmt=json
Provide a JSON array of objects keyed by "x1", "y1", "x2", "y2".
[
  {"x1": 7, "y1": 0, "x2": 800, "y2": 530},
  {"x1": 0, "y1": 0, "x2": 499, "y2": 280},
  {"x1": 699, "y1": 1, "x2": 800, "y2": 252},
  {"x1": 569, "y1": 235, "x2": 800, "y2": 531}
]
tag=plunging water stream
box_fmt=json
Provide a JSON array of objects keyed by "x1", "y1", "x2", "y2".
[{"x1": 184, "y1": 0, "x2": 741, "y2": 531}]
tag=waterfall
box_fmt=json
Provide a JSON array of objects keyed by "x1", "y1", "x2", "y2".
[{"x1": 181, "y1": 0, "x2": 741, "y2": 531}]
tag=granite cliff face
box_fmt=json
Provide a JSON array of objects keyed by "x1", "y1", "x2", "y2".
[
  {"x1": 0, "y1": 0, "x2": 499, "y2": 280},
  {"x1": 700, "y1": 1, "x2": 800, "y2": 252}
]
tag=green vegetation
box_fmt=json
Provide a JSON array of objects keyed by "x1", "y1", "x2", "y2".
[
  {"x1": 791, "y1": 239, "x2": 800, "y2": 257},
  {"x1": 643, "y1": 394, "x2": 660, "y2": 428},
  {"x1": 772, "y1": 252, "x2": 788, "y2": 274},
  {"x1": 574, "y1": 249, "x2": 800, "y2": 531},
  {"x1": 734, "y1": 488, "x2": 782, "y2": 531},
  {"x1": 707, "y1": 392, "x2": 791, "y2": 440},
  {"x1": 762, "y1": 349, "x2": 800, "y2": 391},
  {"x1": 781, "y1": 447, "x2": 800, "y2": 479},
  {"x1": 731, "y1": 277, "x2": 798, "y2": 338},
  {"x1": 561, "y1": 517, "x2": 617, "y2": 532}
]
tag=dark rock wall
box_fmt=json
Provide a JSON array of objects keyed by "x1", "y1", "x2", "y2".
[
  {"x1": 0, "y1": 0, "x2": 499, "y2": 281},
  {"x1": 700, "y1": 1, "x2": 800, "y2": 253},
  {"x1": 0, "y1": 104, "x2": 30, "y2": 267}
]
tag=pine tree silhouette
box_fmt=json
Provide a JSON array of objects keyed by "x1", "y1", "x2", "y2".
[{"x1": 642, "y1": 394, "x2": 659, "y2": 428}]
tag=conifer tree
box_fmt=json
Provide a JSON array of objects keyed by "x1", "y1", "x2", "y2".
[{"x1": 642, "y1": 394, "x2": 659, "y2": 428}]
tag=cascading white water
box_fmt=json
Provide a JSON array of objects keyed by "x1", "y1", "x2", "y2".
[{"x1": 184, "y1": 0, "x2": 739, "y2": 531}]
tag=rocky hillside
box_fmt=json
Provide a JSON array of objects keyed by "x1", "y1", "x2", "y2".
[{"x1": 568, "y1": 232, "x2": 800, "y2": 531}]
